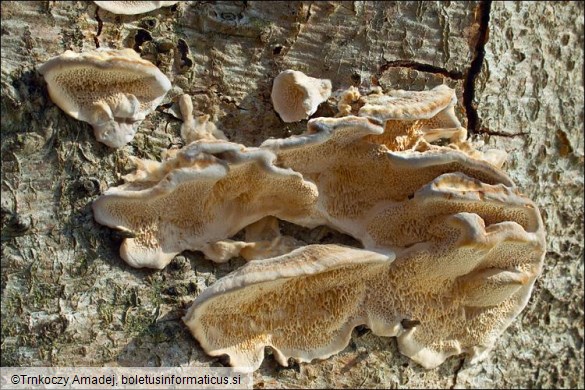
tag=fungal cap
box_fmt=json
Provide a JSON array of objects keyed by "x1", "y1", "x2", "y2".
[
  {"x1": 183, "y1": 244, "x2": 393, "y2": 371},
  {"x1": 358, "y1": 84, "x2": 467, "y2": 143},
  {"x1": 38, "y1": 48, "x2": 171, "y2": 148},
  {"x1": 94, "y1": 1, "x2": 179, "y2": 15},
  {"x1": 359, "y1": 84, "x2": 456, "y2": 121},
  {"x1": 92, "y1": 141, "x2": 319, "y2": 269},
  {"x1": 271, "y1": 69, "x2": 332, "y2": 122}
]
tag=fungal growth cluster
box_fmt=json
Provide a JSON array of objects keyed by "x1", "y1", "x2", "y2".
[
  {"x1": 90, "y1": 76, "x2": 546, "y2": 371},
  {"x1": 33, "y1": 35, "x2": 546, "y2": 372}
]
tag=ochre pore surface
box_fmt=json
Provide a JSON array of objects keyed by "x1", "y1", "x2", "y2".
[
  {"x1": 93, "y1": 85, "x2": 546, "y2": 371},
  {"x1": 39, "y1": 49, "x2": 171, "y2": 147}
]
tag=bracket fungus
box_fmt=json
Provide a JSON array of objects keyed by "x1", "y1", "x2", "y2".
[
  {"x1": 92, "y1": 141, "x2": 319, "y2": 269},
  {"x1": 94, "y1": 1, "x2": 179, "y2": 15},
  {"x1": 259, "y1": 115, "x2": 515, "y2": 248},
  {"x1": 271, "y1": 70, "x2": 332, "y2": 122},
  {"x1": 39, "y1": 48, "x2": 171, "y2": 148},
  {"x1": 357, "y1": 84, "x2": 467, "y2": 144},
  {"x1": 184, "y1": 205, "x2": 544, "y2": 371},
  {"x1": 93, "y1": 83, "x2": 546, "y2": 370}
]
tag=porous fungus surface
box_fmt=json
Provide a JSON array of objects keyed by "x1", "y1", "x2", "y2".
[
  {"x1": 93, "y1": 142, "x2": 319, "y2": 269},
  {"x1": 38, "y1": 48, "x2": 171, "y2": 148},
  {"x1": 93, "y1": 84, "x2": 546, "y2": 371},
  {"x1": 185, "y1": 207, "x2": 543, "y2": 370},
  {"x1": 271, "y1": 69, "x2": 332, "y2": 123}
]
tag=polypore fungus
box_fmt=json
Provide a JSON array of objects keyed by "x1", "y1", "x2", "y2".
[
  {"x1": 260, "y1": 115, "x2": 514, "y2": 247},
  {"x1": 335, "y1": 86, "x2": 361, "y2": 117},
  {"x1": 93, "y1": 111, "x2": 513, "y2": 268},
  {"x1": 184, "y1": 244, "x2": 393, "y2": 371},
  {"x1": 271, "y1": 70, "x2": 332, "y2": 122},
  {"x1": 357, "y1": 84, "x2": 467, "y2": 144},
  {"x1": 38, "y1": 48, "x2": 171, "y2": 148},
  {"x1": 94, "y1": 83, "x2": 545, "y2": 371},
  {"x1": 92, "y1": 141, "x2": 318, "y2": 269},
  {"x1": 184, "y1": 198, "x2": 544, "y2": 371},
  {"x1": 94, "y1": 1, "x2": 179, "y2": 15}
]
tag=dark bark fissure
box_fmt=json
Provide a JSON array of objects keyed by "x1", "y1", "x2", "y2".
[
  {"x1": 94, "y1": 7, "x2": 103, "y2": 48},
  {"x1": 476, "y1": 130, "x2": 528, "y2": 137},
  {"x1": 450, "y1": 357, "x2": 466, "y2": 389},
  {"x1": 379, "y1": 60, "x2": 464, "y2": 80},
  {"x1": 377, "y1": 1, "x2": 492, "y2": 136},
  {"x1": 462, "y1": 0, "x2": 491, "y2": 135}
]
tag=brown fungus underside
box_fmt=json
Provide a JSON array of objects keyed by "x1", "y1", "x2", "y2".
[
  {"x1": 92, "y1": 84, "x2": 546, "y2": 371},
  {"x1": 38, "y1": 48, "x2": 171, "y2": 148}
]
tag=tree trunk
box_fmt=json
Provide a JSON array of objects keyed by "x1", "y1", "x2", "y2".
[{"x1": 1, "y1": 1, "x2": 582, "y2": 388}]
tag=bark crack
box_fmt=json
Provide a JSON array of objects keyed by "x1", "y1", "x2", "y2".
[
  {"x1": 379, "y1": 60, "x2": 464, "y2": 80},
  {"x1": 477, "y1": 130, "x2": 529, "y2": 137},
  {"x1": 450, "y1": 357, "x2": 466, "y2": 389},
  {"x1": 94, "y1": 7, "x2": 103, "y2": 48},
  {"x1": 462, "y1": 0, "x2": 491, "y2": 135}
]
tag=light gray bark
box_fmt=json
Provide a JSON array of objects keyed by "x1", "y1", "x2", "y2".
[{"x1": 1, "y1": 1, "x2": 582, "y2": 388}]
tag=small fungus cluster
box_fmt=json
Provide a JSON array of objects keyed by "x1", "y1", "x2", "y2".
[{"x1": 39, "y1": 25, "x2": 545, "y2": 372}]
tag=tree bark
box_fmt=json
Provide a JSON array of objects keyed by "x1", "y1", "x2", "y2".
[{"x1": 1, "y1": 1, "x2": 582, "y2": 388}]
